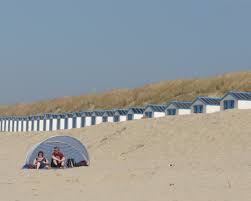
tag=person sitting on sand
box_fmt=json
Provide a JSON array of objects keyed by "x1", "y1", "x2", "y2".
[
  {"x1": 51, "y1": 147, "x2": 65, "y2": 168},
  {"x1": 33, "y1": 151, "x2": 49, "y2": 169}
]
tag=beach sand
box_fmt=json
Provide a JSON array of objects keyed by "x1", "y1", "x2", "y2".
[{"x1": 0, "y1": 109, "x2": 250, "y2": 201}]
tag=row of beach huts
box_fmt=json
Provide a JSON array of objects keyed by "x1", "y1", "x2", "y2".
[{"x1": 0, "y1": 91, "x2": 251, "y2": 133}]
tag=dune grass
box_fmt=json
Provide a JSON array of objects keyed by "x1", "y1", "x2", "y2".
[{"x1": 0, "y1": 71, "x2": 250, "y2": 116}]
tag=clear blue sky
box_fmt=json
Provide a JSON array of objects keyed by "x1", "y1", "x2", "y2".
[{"x1": 0, "y1": 0, "x2": 251, "y2": 104}]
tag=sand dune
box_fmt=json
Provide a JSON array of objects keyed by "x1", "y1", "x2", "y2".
[{"x1": 0, "y1": 109, "x2": 250, "y2": 201}]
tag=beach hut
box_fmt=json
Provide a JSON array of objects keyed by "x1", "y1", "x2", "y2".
[
  {"x1": 8, "y1": 116, "x2": 14, "y2": 132},
  {"x1": 220, "y1": 91, "x2": 251, "y2": 110},
  {"x1": 12, "y1": 117, "x2": 18, "y2": 132},
  {"x1": 71, "y1": 112, "x2": 83, "y2": 129},
  {"x1": 36, "y1": 115, "x2": 44, "y2": 132},
  {"x1": 0, "y1": 117, "x2": 2, "y2": 132},
  {"x1": 7, "y1": 117, "x2": 11, "y2": 132},
  {"x1": 102, "y1": 110, "x2": 115, "y2": 123},
  {"x1": 5, "y1": 117, "x2": 10, "y2": 132},
  {"x1": 2, "y1": 117, "x2": 7, "y2": 132},
  {"x1": 165, "y1": 101, "x2": 192, "y2": 116},
  {"x1": 35, "y1": 115, "x2": 43, "y2": 132},
  {"x1": 6, "y1": 116, "x2": 12, "y2": 132},
  {"x1": 30, "y1": 116, "x2": 37, "y2": 132},
  {"x1": 20, "y1": 116, "x2": 28, "y2": 132},
  {"x1": 42, "y1": 114, "x2": 50, "y2": 131},
  {"x1": 191, "y1": 97, "x2": 221, "y2": 114},
  {"x1": 63, "y1": 113, "x2": 70, "y2": 130},
  {"x1": 127, "y1": 107, "x2": 145, "y2": 120},
  {"x1": 0, "y1": 117, "x2": 5, "y2": 132},
  {"x1": 16, "y1": 117, "x2": 22, "y2": 132},
  {"x1": 64, "y1": 113, "x2": 75, "y2": 130},
  {"x1": 24, "y1": 136, "x2": 90, "y2": 168},
  {"x1": 50, "y1": 114, "x2": 59, "y2": 131},
  {"x1": 1, "y1": 117, "x2": 3, "y2": 132},
  {"x1": 113, "y1": 109, "x2": 129, "y2": 122},
  {"x1": 10, "y1": 116, "x2": 17, "y2": 132},
  {"x1": 43, "y1": 114, "x2": 58, "y2": 131},
  {"x1": 91, "y1": 111, "x2": 105, "y2": 125},
  {"x1": 143, "y1": 105, "x2": 167, "y2": 118},
  {"x1": 26, "y1": 116, "x2": 33, "y2": 132},
  {"x1": 82, "y1": 112, "x2": 92, "y2": 127},
  {"x1": 55, "y1": 114, "x2": 66, "y2": 130}
]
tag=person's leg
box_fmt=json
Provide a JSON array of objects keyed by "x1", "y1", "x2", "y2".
[
  {"x1": 36, "y1": 162, "x2": 41, "y2": 169},
  {"x1": 39, "y1": 162, "x2": 46, "y2": 169},
  {"x1": 52, "y1": 160, "x2": 58, "y2": 166}
]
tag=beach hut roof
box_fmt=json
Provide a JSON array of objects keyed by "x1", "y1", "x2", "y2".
[
  {"x1": 192, "y1": 97, "x2": 221, "y2": 106},
  {"x1": 43, "y1": 113, "x2": 58, "y2": 119},
  {"x1": 167, "y1": 101, "x2": 192, "y2": 109},
  {"x1": 115, "y1": 109, "x2": 128, "y2": 115},
  {"x1": 92, "y1": 111, "x2": 105, "y2": 116},
  {"x1": 24, "y1": 135, "x2": 90, "y2": 167},
  {"x1": 103, "y1": 110, "x2": 115, "y2": 116},
  {"x1": 64, "y1": 113, "x2": 74, "y2": 118},
  {"x1": 82, "y1": 111, "x2": 92, "y2": 117},
  {"x1": 146, "y1": 104, "x2": 167, "y2": 112},
  {"x1": 128, "y1": 107, "x2": 145, "y2": 114},
  {"x1": 223, "y1": 91, "x2": 251, "y2": 100}
]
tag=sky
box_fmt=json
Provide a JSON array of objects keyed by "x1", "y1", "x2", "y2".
[{"x1": 0, "y1": 0, "x2": 251, "y2": 104}]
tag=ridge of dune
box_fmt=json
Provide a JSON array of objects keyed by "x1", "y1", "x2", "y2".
[
  {"x1": 0, "y1": 109, "x2": 250, "y2": 201},
  {"x1": 0, "y1": 71, "x2": 251, "y2": 116}
]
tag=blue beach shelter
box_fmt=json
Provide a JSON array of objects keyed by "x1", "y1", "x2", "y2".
[{"x1": 24, "y1": 135, "x2": 90, "y2": 168}]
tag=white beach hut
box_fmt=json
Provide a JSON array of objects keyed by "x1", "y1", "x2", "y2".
[
  {"x1": 0, "y1": 117, "x2": 2, "y2": 132},
  {"x1": 102, "y1": 110, "x2": 115, "y2": 123},
  {"x1": 55, "y1": 114, "x2": 65, "y2": 130},
  {"x1": 143, "y1": 105, "x2": 167, "y2": 118},
  {"x1": 113, "y1": 109, "x2": 129, "y2": 122},
  {"x1": 191, "y1": 97, "x2": 221, "y2": 114},
  {"x1": 48, "y1": 114, "x2": 58, "y2": 131},
  {"x1": 1, "y1": 117, "x2": 5, "y2": 132},
  {"x1": 72, "y1": 112, "x2": 78, "y2": 129},
  {"x1": 71, "y1": 112, "x2": 83, "y2": 129},
  {"x1": 165, "y1": 101, "x2": 192, "y2": 116},
  {"x1": 30, "y1": 116, "x2": 38, "y2": 131},
  {"x1": 42, "y1": 114, "x2": 50, "y2": 132},
  {"x1": 16, "y1": 117, "x2": 22, "y2": 132},
  {"x1": 21, "y1": 116, "x2": 28, "y2": 132},
  {"x1": 12, "y1": 117, "x2": 18, "y2": 132},
  {"x1": 127, "y1": 107, "x2": 145, "y2": 120},
  {"x1": 36, "y1": 115, "x2": 44, "y2": 132},
  {"x1": 5, "y1": 116, "x2": 12, "y2": 132},
  {"x1": 1, "y1": 117, "x2": 4, "y2": 132},
  {"x1": 91, "y1": 111, "x2": 105, "y2": 125},
  {"x1": 83, "y1": 112, "x2": 92, "y2": 127},
  {"x1": 26, "y1": 116, "x2": 33, "y2": 132},
  {"x1": 5, "y1": 117, "x2": 10, "y2": 132},
  {"x1": 64, "y1": 113, "x2": 74, "y2": 130},
  {"x1": 0, "y1": 117, "x2": 5, "y2": 132},
  {"x1": 220, "y1": 91, "x2": 251, "y2": 110},
  {"x1": 41, "y1": 114, "x2": 57, "y2": 131},
  {"x1": 7, "y1": 117, "x2": 11, "y2": 132},
  {"x1": 9, "y1": 116, "x2": 15, "y2": 132},
  {"x1": 2, "y1": 117, "x2": 7, "y2": 132}
]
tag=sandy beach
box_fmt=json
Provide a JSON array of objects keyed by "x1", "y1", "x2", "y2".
[{"x1": 0, "y1": 109, "x2": 250, "y2": 201}]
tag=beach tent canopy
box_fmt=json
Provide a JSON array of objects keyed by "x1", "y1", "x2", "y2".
[{"x1": 24, "y1": 135, "x2": 90, "y2": 166}]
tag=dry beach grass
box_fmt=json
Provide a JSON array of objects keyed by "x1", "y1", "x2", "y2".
[
  {"x1": 0, "y1": 109, "x2": 250, "y2": 201},
  {"x1": 0, "y1": 71, "x2": 250, "y2": 115}
]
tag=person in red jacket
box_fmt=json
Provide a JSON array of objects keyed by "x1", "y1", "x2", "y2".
[{"x1": 51, "y1": 147, "x2": 65, "y2": 168}]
